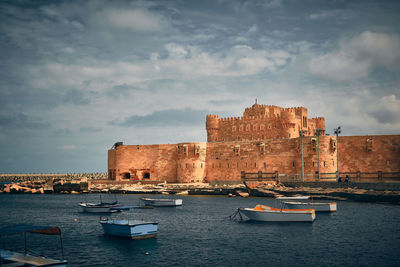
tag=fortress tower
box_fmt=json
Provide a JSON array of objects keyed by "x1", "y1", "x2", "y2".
[
  {"x1": 206, "y1": 103, "x2": 326, "y2": 142},
  {"x1": 206, "y1": 115, "x2": 220, "y2": 142}
]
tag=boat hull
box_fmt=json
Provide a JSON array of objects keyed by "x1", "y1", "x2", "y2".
[
  {"x1": 140, "y1": 198, "x2": 183, "y2": 207},
  {"x1": 239, "y1": 206, "x2": 315, "y2": 222},
  {"x1": 100, "y1": 220, "x2": 158, "y2": 239},
  {"x1": 284, "y1": 202, "x2": 337, "y2": 212},
  {"x1": 0, "y1": 249, "x2": 67, "y2": 267},
  {"x1": 79, "y1": 203, "x2": 120, "y2": 213}
]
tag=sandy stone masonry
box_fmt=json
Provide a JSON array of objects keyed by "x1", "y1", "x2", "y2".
[{"x1": 108, "y1": 103, "x2": 400, "y2": 183}]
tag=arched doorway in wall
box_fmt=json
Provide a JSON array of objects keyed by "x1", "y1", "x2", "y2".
[
  {"x1": 122, "y1": 172, "x2": 131, "y2": 179},
  {"x1": 143, "y1": 172, "x2": 150, "y2": 179}
]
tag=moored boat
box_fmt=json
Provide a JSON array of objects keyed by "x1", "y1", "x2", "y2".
[
  {"x1": 140, "y1": 197, "x2": 183, "y2": 207},
  {"x1": 100, "y1": 219, "x2": 158, "y2": 239},
  {"x1": 276, "y1": 196, "x2": 310, "y2": 200},
  {"x1": 239, "y1": 204, "x2": 316, "y2": 222},
  {"x1": 284, "y1": 201, "x2": 337, "y2": 212},
  {"x1": 79, "y1": 194, "x2": 132, "y2": 213},
  {"x1": 0, "y1": 224, "x2": 67, "y2": 266},
  {"x1": 79, "y1": 201, "x2": 122, "y2": 213}
]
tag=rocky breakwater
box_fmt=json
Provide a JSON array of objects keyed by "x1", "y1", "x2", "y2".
[
  {"x1": 1, "y1": 179, "x2": 249, "y2": 196},
  {"x1": 0, "y1": 178, "x2": 90, "y2": 194},
  {"x1": 248, "y1": 182, "x2": 400, "y2": 204},
  {"x1": 89, "y1": 181, "x2": 249, "y2": 196}
]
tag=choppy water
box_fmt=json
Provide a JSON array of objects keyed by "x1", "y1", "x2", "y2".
[{"x1": 0, "y1": 194, "x2": 399, "y2": 266}]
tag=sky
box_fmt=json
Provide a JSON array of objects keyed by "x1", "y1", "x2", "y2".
[{"x1": 1, "y1": 0, "x2": 400, "y2": 173}]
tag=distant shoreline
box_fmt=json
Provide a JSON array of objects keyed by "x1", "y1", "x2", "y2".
[{"x1": 1, "y1": 178, "x2": 399, "y2": 205}]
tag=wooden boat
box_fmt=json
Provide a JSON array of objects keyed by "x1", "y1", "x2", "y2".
[
  {"x1": 239, "y1": 204, "x2": 315, "y2": 222},
  {"x1": 100, "y1": 219, "x2": 158, "y2": 239},
  {"x1": 140, "y1": 197, "x2": 183, "y2": 207},
  {"x1": 0, "y1": 224, "x2": 67, "y2": 266},
  {"x1": 276, "y1": 196, "x2": 310, "y2": 200},
  {"x1": 79, "y1": 202, "x2": 133, "y2": 213},
  {"x1": 79, "y1": 194, "x2": 132, "y2": 213},
  {"x1": 284, "y1": 201, "x2": 337, "y2": 212}
]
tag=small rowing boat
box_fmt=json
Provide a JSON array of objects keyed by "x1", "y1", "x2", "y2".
[
  {"x1": 284, "y1": 201, "x2": 337, "y2": 212},
  {"x1": 100, "y1": 219, "x2": 158, "y2": 239},
  {"x1": 239, "y1": 204, "x2": 315, "y2": 222},
  {"x1": 140, "y1": 197, "x2": 183, "y2": 207}
]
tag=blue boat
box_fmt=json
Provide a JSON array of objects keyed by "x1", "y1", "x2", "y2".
[{"x1": 100, "y1": 219, "x2": 158, "y2": 239}]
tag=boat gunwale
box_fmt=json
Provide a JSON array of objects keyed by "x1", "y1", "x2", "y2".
[
  {"x1": 100, "y1": 220, "x2": 158, "y2": 227},
  {"x1": 241, "y1": 207, "x2": 315, "y2": 214},
  {"x1": 283, "y1": 201, "x2": 337, "y2": 206}
]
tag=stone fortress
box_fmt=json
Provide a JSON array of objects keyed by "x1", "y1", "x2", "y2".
[{"x1": 108, "y1": 103, "x2": 400, "y2": 183}]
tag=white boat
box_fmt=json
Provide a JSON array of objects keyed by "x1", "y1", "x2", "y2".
[
  {"x1": 239, "y1": 204, "x2": 315, "y2": 222},
  {"x1": 79, "y1": 201, "x2": 122, "y2": 213},
  {"x1": 0, "y1": 225, "x2": 67, "y2": 266},
  {"x1": 284, "y1": 201, "x2": 337, "y2": 212},
  {"x1": 100, "y1": 219, "x2": 158, "y2": 239},
  {"x1": 276, "y1": 196, "x2": 310, "y2": 200},
  {"x1": 140, "y1": 197, "x2": 183, "y2": 207}
]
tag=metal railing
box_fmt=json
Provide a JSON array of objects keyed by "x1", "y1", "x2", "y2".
[{"x1": 241, "y1": 171, "x2": 400, "y2": 183}]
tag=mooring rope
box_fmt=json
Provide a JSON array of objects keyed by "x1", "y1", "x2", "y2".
[{"x1": 229, "y1": 208, "x2": 243, "y2": 221}]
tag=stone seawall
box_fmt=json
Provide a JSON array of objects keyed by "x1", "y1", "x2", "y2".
[{"x1": 282, "y1": 181, "x2": 400, "y2": 191}]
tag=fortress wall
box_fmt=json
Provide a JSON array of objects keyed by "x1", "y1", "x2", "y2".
[
  {"x1": 109, "y1": 144, "x2": 177, "y2": 182},
  {"x1": 300, "y1": 136, "x2": 337, "y2": 174},
  {"x1": 176, "y1": 142, "x2": 207, "y2": 183},
  {"x1": 107, "y1": 149, "x2": 117, "y2": 179},
  {"x1": 339, "y1": 135, "x2": 400, "y2": 173},
  {"x1": 204, "y1": 139, "x2": 298, "y2": 182},
  {"x1": 204, "y1": 136, "x2": 337, "y2": 182}
]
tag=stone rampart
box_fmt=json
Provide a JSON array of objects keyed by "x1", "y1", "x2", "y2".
[
  {"x1": 339, "y1": 135, "x2": 400, "y2": 173},
  {"x1": 108, "y1": 144, "x2": 177, "y2": 182},
  {"x1": 176, "y1": 142, "x2": 207, "y2": 183}
]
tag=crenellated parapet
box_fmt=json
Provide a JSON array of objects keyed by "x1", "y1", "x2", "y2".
[{"x1": 206, "y1": 103, "x2": 325, "y2": 142}]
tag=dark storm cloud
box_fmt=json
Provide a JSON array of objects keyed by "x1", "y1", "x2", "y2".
[
  {"x1": 369, "y1": 110, "x2": 399, "y2": 124},
  {"x1": 54, "y1": 128, "x2": 74, "y2": 135},
  {"x1": 107, "y1": 84, "x2": 137, "y2": 98},
  {"x1": 0, "y1": 112, "x2": 50, "y2": 129},
  {"x1": 111, "y1": 108, "x2": 208, "y2": 127},
  {"x1": 80, "y1": 127, "x2": 102, "y2": 133},
  {"x1": 62, "y1": 89, "x2": 90, "y2": 105},
  {"x1": 0, "y1": 87, "x2": 91, "y2": 110},
  {"x1": 0, "y1": 0, "x2": 399, "y2": 173},
  {"x1": 208, "y1": 99, "x2": 242, "y2": 106}
]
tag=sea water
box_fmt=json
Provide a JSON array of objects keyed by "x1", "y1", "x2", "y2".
[{"x1": 0, "y1": 194, "x2": 399, "y2": 266}]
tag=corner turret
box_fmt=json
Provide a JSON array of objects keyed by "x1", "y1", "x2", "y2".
[{"x1": 206, "y1": 115, "x2": 220, "y2": 142}]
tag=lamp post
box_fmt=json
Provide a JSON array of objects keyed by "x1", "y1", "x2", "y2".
[
  {"x1": 334, "y1": 126, "x2": 341, "y2": 181},
  {"x1": 299, "y1": 130, "x2": 305, "y2": 182},
  {"x1": 316, "y1": 128, "x2": 323, "y2": 182}
]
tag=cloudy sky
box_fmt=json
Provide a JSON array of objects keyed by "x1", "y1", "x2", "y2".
[{"x1": 1, "y1": 0, "x2": 399, "y2": 173}]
